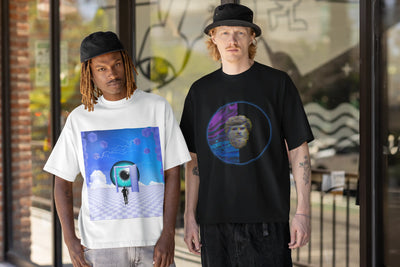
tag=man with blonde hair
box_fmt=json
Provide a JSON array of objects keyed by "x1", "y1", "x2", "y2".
[
  {"x1": 180, "y1": 3, "x2": 314, "y2": 266},
  {"x1": 44, "y1": 31, "x2": 190, "y2": 267}
]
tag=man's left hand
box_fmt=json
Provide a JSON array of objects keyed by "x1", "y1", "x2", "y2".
[{"x1": 288, "y1": 214, "x2": 311, "y2": 249}]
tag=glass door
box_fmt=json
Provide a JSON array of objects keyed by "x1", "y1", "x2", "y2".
[
  {"x1": 382, "y1": 0, "x2": 400, "y2": 265},
  {"x1": 27, "y1": 1, "x2": 117, "y2": 265},
  {"x1": 135, "y1": 1, "x2": 360, "y2": 266}
]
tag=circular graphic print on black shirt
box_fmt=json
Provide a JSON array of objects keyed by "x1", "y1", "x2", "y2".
[{"x1": 207, "y1": 101, "x2": 272, "y2": 165}]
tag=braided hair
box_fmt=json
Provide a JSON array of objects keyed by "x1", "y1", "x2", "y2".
[{"x1": 80, "y1": 50, "x2": 138, "y2": 111}]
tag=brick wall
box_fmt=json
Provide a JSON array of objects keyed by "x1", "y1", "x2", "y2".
[{"x1": 8, "y1": 0, "x2": 32, "y2": 259}]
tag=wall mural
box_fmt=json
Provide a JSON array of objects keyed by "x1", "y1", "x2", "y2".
[
  {"x1": 135, "y1": 0, "x2": 360, "y2": 172},
  {"x1": 267, "y1": 0, "x2": 308, "y2": 31},
  {"x1": 136, "y1": 0, "x2": 210, "y2": 91}
]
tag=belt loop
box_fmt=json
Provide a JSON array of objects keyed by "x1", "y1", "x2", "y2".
[{"x1": 262, "y1": 223, "x2": 269, "y2": 236}]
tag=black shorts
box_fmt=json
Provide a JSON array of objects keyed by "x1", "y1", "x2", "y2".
[{"x1": 200, "y1": 222, "x2": 292, "y2": 267}]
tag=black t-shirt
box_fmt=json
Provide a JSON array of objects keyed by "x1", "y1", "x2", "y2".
[{"x1": 180, "y1": 62, "x2": 314, "y2": 224}]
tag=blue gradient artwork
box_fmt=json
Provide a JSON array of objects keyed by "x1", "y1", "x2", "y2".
[
  {"x1": 207, "y1": 101, "x2": 272, "y2": 165},
  {"x1": 81, "y1": 127, "x2": 164, "y2": 220}
]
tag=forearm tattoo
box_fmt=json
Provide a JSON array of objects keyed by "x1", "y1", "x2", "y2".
[
  {"x1": 192, "y1": 166, "x2": 199, "y2": 176},
  {"x1": 299, "y1": 155, "x2": 311, "y2": 185}
]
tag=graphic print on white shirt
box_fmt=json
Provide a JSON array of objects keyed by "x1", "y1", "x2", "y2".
[{"x1": 81, "y1": 127, "x2": 164, "y2": 221}]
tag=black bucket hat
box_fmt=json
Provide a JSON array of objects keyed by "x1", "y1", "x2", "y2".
[
  {"x1": 80, "y1": 31, "x2": 125, "y2": 63},
  {"x1": 204, "y1": 4, "x2": 261, "y2": 37}
]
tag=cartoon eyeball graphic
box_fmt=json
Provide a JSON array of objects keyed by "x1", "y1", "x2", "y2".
[{"x1": 110, "y1": 160, "x2": 140, "y2": 188}]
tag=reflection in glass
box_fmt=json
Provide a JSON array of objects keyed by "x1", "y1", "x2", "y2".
[
  {"x1": 27, "y1": 1, "x2": 52, "y2": 264},
  {"x1": 20, "y1": 0, "x2": 362, "y2": 265},
  {"x1": 28, "y1": 0, "x2": 117, "y2": 265},
  {"x1": 136, "y1": 0, "x2": 360, "y2": 266},
  {"x1": 384, "y1": 1, "x2": 400, "y2": 262}
]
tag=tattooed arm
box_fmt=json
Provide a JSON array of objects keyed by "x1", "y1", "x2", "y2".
[
  {"x1": 183, "y1": 152, "x2": 201, "y2": 255},
  {"x1": 287, "y1": 142, "x2": 312, "y2": 249}
]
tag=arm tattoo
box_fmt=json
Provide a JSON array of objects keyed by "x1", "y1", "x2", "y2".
[
  {"x1": 192, "y1": 166, "x2": 199, "y2": 176},
  {"x1": 299, "y1": 155, "x2": 311, "y2": 185}
]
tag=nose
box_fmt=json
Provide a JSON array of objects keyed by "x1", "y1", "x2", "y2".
[
  {"x1": 108, "y1": 67, "x2": 118, "y2": 79},
  {"x1": 227, "y1": 33, "x2": 237, "y2": 44}
]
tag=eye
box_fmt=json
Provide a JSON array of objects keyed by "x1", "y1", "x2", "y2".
[
  {"x1": 137, "y1": 56, "x2": 177, "y2": 89},
  {"x1": 97, "y1": 67, "x2": 105, "y2": 72}
]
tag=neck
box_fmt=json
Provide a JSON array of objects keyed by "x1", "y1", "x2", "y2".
[{"x1": 221, "y1": 58, "x2": 254, "y2": 75}]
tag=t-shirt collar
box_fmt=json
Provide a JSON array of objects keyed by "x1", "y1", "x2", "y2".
[{"x1": 98, "y1": 89, "x2": 138, "y2": 107}]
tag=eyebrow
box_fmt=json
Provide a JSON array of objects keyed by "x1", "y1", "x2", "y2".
[{"x1": 92, "y1": 58, "x2": 122, "y2": 68}]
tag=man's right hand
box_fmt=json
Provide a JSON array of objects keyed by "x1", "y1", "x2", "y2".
[
  {"x1": 183, "y1": 216, "x2": 201, "y2": 255},
  {"x1": 67, "y1": 237, "x2": 91, "y2": 267},
  {"x1": 55, "y1": 177, "x2": 91, "y2": 266}
]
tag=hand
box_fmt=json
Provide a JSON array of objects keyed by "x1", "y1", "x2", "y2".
[
  {"x1": 183, "y1": 216, "x2": 201, "y2": 255},
  {"x1": 153, "y1": 231, "x2": 175, "y2": 267},
  {"x1": 66, "y1": 237, "x2": 91, "y2": 267},
  {"x1": 288, "y1": 214, "x2": 311, "y2": 249}
]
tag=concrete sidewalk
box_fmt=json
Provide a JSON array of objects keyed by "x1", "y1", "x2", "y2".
[{"x1": 2, "y1": 191, "x2": 361, "y2": 266}]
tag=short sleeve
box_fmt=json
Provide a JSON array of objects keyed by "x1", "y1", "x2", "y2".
[
  {"x1": 43, "y1": 116, "x2": 81, "y2": 182},
  {"x1": 163, "y1": 100, "x2": 191, "y2": 170},
  {"x1": 281, "y1": 74, "x2": 314, "y2": 150},
  {"x1": 180, "y1": 90, "x2": 196, "y2": 153}
]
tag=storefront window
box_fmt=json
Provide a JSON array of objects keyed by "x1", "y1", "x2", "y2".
[
  {"x1": 136, "y1": 0, "x2": 360, "y2": 266},
  {"x1": 28, "y1": 0, "x2": 116, "y2": 265},
  {"x1": 383, "y1": 0, "x2": 400, "y2": 264},
  {"x1": 8, "y1": 0, "x2": 362, "y2": 265}
]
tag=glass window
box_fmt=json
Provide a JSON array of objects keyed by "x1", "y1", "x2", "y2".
[
  {"x1": 136, "y1": 0, "x2": 360, "y2": 266},
  {"x1": 59, "y1": 1, "x2": 117, "y2": 264},
  {"x1": 27, "y1": 0, "x2": 116, "y2": 265},
  {"x1": 383, "y1": 0, "x2": 400, "y2": 264}
]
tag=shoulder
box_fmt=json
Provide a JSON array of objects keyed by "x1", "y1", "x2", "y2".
[
  {"x1": 252, "y1": 62, "x2": 295, "y2": 89},
  {"x1": 253, "y1": 61, "x2": 288, "y2": 79},
  {"x1": 66, "y1": 104, "x2": 87, "y2": 120},
  {"x1": 135, "y1": 89, "x2": 169, "y2": 104},
  {"x1": 191, "y1": 69, "x2": 221, "y2": 88},
  {"x1": 134, "y1": 90, "x2": 173, "y2": 113}
]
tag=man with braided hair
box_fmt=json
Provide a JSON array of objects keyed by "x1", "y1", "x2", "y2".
[
  {"x1": 44, "y1": 31, "x2": 190, "y2": 267},
  {"x1": 79, "y1": 37, "x2": 137, "y2": 112}
]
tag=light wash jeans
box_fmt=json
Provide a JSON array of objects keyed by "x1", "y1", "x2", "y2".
[{"x1": 84, "y1": 246, "x2": 176, "y2": 267}]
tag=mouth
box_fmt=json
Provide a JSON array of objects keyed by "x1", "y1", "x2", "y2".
[
  {"x1": 107, "y1": 79, "x2": 122, "y2": 85},
  {"x1": 226, "y1": 47, "x2": 239, "y2": 52}
]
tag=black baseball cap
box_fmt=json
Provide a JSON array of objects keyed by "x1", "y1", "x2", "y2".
[
  {"x1": 80, "y1": 31, "x2": 124, "y2": 63},
  {"x1": 204, "y1": 4, "x2": 261, "y2": 37}
]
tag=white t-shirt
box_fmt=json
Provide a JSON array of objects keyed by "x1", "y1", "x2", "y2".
[{"x1": 44, "y1": 89, "x2": 191, "y2": 249}]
